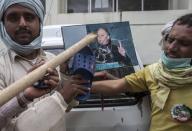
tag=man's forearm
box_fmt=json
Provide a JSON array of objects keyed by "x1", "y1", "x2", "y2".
[{"x1": 91, "y1": 79, "x2": 127, "y2": 95}]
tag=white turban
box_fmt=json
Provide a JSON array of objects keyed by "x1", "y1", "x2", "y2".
[
  {"x1": 159, "y1": 20, "x2": 175, "y2": 48},
  {"x1": 0, "y1": 0, "x2": 45, "y2": 55},
  {"x1": 161, "y1": 20, "x2": 175, "y2": 36}
]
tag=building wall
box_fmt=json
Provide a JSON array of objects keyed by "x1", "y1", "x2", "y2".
[
  {"x1": 44, "y1": 0, "x2": 192, "y2": 65},
  {"x1": 46, "y1": 3, "x2": 191, "y2": 65},
  {"x1": 0, "y1": 1, "x2": 191, "y2": 64}
]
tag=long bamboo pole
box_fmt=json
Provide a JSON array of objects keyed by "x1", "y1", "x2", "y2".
[{"x1": 0, "y1": 33, "x2": 97, "y2": 106}]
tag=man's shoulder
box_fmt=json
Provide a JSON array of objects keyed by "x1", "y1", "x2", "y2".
[
  {"x1": 146, "y1": 63, "x2": 159, "y2": 70},
  {"x1": 0, "y1": 48, "x2": 11, "y2": 68},
  {"x1": 42, "y1": 51, "x2": 56, "y2": 61},
  {"x1": 0, "y1": 47, "x2": 8, "y2": 54},
  {"x1": 0, "y1": 47, "x2": 9, "y2": 58},
  {"x1": 143, "y1": 63, "x2": 159, "y2": 77},
  {"x1": 44, "y1": 51, "x2": 56, "y2": 58}
]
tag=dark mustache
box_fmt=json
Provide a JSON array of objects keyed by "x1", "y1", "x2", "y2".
[{"x1": 15, "y1": 28, "x2": 32, "y2": 35}]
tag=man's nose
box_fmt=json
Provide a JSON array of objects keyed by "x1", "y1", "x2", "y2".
[
  {"x1": 168, "y1": 41, "x2": 179, "y2": 51},
  {"x1": 19, "y1": 16, "x2": 27, "y2": 27}
]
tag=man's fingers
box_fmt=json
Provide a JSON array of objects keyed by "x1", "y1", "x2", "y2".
[
  {"x1": 71, "y1": 74, "x2": 83, "y2": 79},
  {"x1": 46, "y1": 68, "x2": 58, "y2": 76},
  {"x1": 71, "y1": 84, "x2": 89, "y2": 92},
  {"x1": 69, "y1": 75, "x2": 88, "y2": 85},
  {"x1": 44, "y1": 68, "x2": 59, "y2": 82},
  {"x1": 44, "y1": 79, "x2": 59, "y2": 87},
  {"x1": 64, "y1": 86, "x2": 83, "y2": 103}
]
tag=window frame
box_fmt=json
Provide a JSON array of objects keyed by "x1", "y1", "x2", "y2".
[{"x1": 60, "y1": 0, "x2": 172, "y2": 13}]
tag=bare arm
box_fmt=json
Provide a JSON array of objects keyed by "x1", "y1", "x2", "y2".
[{"x1": 91, "y1": 78, "x2": 129, "y2": 95}]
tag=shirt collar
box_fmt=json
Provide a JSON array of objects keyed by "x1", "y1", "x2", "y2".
[{"x1": 9, "y1": 49, "x2": 46, "y2": 63}]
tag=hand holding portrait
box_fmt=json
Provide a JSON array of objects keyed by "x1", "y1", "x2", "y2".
[
  {"x1": 59, "y1": 74, "x2": 89, "y2": 104},
  {"x1": 24, "y1": 60, "x2": 59, "y2": 101}
]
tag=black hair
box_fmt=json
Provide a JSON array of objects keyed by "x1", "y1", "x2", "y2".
[
  {"x1": 173, "y1": 13, "x2": 192, "y2": 27},
  {"x1": 96, "y1": 27, "x2": 110, "y2": 36}
]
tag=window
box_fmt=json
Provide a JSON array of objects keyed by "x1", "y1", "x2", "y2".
[
  {"x1": 60, "y1": 0, "x2": 189, "y2": 13},
  {"x1": 67, "y1": 0, "x2": 88, "y2": 13},
  {"x1": 118, "y1": 0, "x2": 141, "y2": 11},
  {"x1": 144, "y1": 0, "x2": 168, "y2": 10},
  {"x1": 118, "y1": 0, "x2": 168, "y2": 11},
  {"x1": 91, "y1": 0, "x2": 113, "y2": 12}
]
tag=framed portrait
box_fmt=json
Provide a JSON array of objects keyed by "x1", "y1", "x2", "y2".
[{"x1": 61, "y1": 22, "x2": 142, "y2": 78}]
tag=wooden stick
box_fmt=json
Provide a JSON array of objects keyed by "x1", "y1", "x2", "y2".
[{"x1": 0, "y1": 33, "x2": 97, "y2": 107}]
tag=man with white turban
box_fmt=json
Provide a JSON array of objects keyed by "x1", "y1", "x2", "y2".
[{"x1": 0, "y1": 0, "x2": 87, "y2": 131}]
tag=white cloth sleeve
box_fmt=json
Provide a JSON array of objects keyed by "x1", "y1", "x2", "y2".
[
  {"x1": 0, "y1": 97, "x2": 25, "y2": 129},
  {"x1": 15, "y1": 91, "x2": 68, "y2": 131}
]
